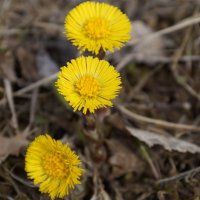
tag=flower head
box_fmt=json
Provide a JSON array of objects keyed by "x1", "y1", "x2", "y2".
[
  {"x1": 25, "y1": 135, "x2": 82, "y2": 199},
  {"x1": 56, "y1": 56, "x2": 121, "y2": 114},
  {"x1": 65, "y1": 1, "x2": 131, "y2": 54}
]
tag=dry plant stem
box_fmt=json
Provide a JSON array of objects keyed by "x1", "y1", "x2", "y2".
[
  {"x1": 1, "y1": 15, "x2": 200, "y2": 105},
  {"x1": 82, "y1": 50, "x2": 107, "y2": 166},
  {"x1": 170, "y1": 25, "x2": 200, "y2": 101},
  {"x1": 117, "y1": 104, "x2": 200, "y2": 132},
  {"x1": 3, "y1": 79, "x2": 19, "y2": 133},
  {"x1": 0, "y1": 194, "x2": 14, "y2": 200},
  {"x1": 128, "y1": 15, "x2": 200, "y2": 46},
  {"x1": 82, "y1": 113, "x2": 98, "y2": 142},
  {"x1": 3, "y1": 166, "x2": 21, "y2": 195},
  {"x1": 116, "y1": 54, "x2": 200, "y2": 72},
  {"x1": 156, "y1": 166, "x2": 200, "y2": 185},
  {"x1": 117, "y1": 15, "x2": 200, "y2": 72},
  {"x1": 127, "y1": 65, "x2": 163, "y2": 100},
  {"x1": 15, "y1": 73, "x2": 58, "y2": 96},
  {"x1": 140, "y1": 145, "x2": 160, "y2": 180},
  {"x1": 0, "y1": 73, "x2": 58, "y2": 106},
  {"x1": 23, "y1": 88, "x2": 38, "y2": 137}
]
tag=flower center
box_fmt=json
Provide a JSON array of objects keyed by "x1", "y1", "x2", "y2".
[
  {"x1": 75, "y1": 75, "x2": 100, "y2": 98},
  {"x1": 83, "y1": 18, "x2": 110, "y2": 39},
  {"x1": 42, "y1": 153, "x2": 68, "y2": 178}
]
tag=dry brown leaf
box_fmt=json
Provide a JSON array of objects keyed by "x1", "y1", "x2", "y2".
[
  {"x1": 0, "y1": 134, "x2": 29, "y2": 163},
  {"x1": 126, "y1": 127, "x2": 200, "y2": 154},
  {"x1": 36, "y1": 50, "x2": 58, "y2": 79},
  {"x1": 132, "y1": 20, "x2": 164, "y2": 56},
  {"x1": 107, "y1": 139, "x2": 144, "y2": 178},
  {"x1": 15, "y1": 46, "x2": 38, "y2": 81},
  {"x1": 0, "y1": 50, "x2": 16, "y2": 81}
]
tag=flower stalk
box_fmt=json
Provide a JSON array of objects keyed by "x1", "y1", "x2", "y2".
[{"x1": 25, "y1": 1, "x2": 131, "y2": 199}]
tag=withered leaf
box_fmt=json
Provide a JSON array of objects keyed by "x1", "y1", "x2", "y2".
[
  {"x1": 107, "y1": 139, "x2": 144, "y2": 178},
  {"x1": 131, "y1": 20, "x2": 164, "y2": 57},
  {"x1": 0, "y1": 134, "x2": 29, "y2": 164},
  {"x1": 0, "y1": 50, "x2": 16, "y2": 81},
  {"x1": 15, "y1": 46, "x2": 38, "y2": 81},
  {"x1": 126, "y1": 127, "x2": 200, "y2": 154}
]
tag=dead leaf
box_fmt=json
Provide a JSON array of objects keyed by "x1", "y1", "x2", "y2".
[
  {"x1": 36, "y1": 50, "x2": 58, "y2": 79},
  {"x1": 126, "y1": 127, "x2": 200, "y2": 154},
  {"x1": 0, "y1": 134, "x2": 29, "y2": 163},
  {"x1": 132, "y1": 20, "x2": 164, "y2": 56},
  {"x1": 107, "y1": 139, "x2": 144, "y2": 178},
  {"x1": 15, "y1": 46, "x2": 38, "y2": 81},
  {"x1": 0, "y1": 50, "x2": 16, "y2": 81}
]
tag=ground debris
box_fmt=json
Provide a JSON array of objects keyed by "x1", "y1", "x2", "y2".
[{"x1": 0, "y1": 134, "x2": 28, "y2": 164}]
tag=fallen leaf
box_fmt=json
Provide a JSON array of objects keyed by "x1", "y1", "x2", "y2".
[
  {"x1": 131, "y1": 20, "x2": 164, "y2": 57},
  {"x1": 0, "y1": 50, "x2": 16, "y2": 81},
  {"x1": 0, "y1": 134, "x2": 29, "y2": 163},
  {"x1": 107, "y1": 139, "x2": 144, "y2": 178},
  {"x1": 15, "y1": 46, "x2": 38, "y2": 81},
  {"x1": 126, "y1": 127, "x2": 200, "y2": 153},
  {"x1": 36, "y1": 50, "x2": 58, "y2": 79}
]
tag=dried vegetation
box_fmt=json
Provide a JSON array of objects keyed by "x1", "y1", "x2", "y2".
[{"x1": 0, "y1": 0, "x2": 200, "y2": 199}]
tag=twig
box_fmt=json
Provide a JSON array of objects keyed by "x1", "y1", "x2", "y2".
[
  {"x1": 129, "y1": 15, "x2": 200, "y2": 46},
  {"x1": 33, "y1": 21, "x2": 63, "y2": 35},
  {"x1": 0, "y1": 73, "x2": 58, "y2": 106},
  {"x1": 0, "y1": 0, "x2": 12, "y2": 17},
  {"x1": 29, "y1": 88, "x2": 38, "y2": 126},
  {"x1": 0, "y1": 29, "x2": 21, "y2": 37},
  {"x1": 9, "y1": 170, "x2": 36, "y2": 188},
  {"x1": 15, "y1": 73, "x2": 58, "y2": 96},
  {"x1": 156, "y1": 166, "x2": 200, "y2": 185},
  {"x1": 117, "y1": 104, "x2": 200, "y2": 132},
  {"x1": 116, "y1": 54, "x2": 134, "y2": 71},
  {"x1": 140, "y1": 144, "x2": 160, "y2": 180},
  {"x1": 116, "y1": 54, "x2": 200, "y2": 71},
  {"x1": 127, "y1": 65, "x2": 163, "y2": 100},
  {"x1": 170, "y1": 13, "x2": 200, "y2": 101},
  {"x1": 23, "y1": 88, "x2": 38, "y2": 137},
  {"x1": 3, "y1": 79, "x2": 19, "y2": 133},
  {"x1": 0, "y1": 194, "x2": 14, "y2": 200}
]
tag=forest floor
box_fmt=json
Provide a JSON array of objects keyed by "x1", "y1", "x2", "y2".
[{"x1": 0, "y1": 0, "x2": 200, "y2": 199}]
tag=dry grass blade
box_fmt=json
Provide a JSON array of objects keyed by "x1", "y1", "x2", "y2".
[
  {"x1": 157, "y1": 166, "x2": 200, "y2": 185},
  {"x1": 0, "y1": 73, "x2": 58, "y2": 106},
  {"x1": 129, "y1": 15, "x2": 200, "y2": 46},
  {"x1": 3, "y1": 79, "x2": 18, "y2": 132},
  {"x1": 117, "y1": 105, "x2": 200, "y2": 132},
  {"x1": 15, "y1": 73, "x2": 58, "y2": 96},
  {"x1": 170, "y1": 17, "x2": 200, "y2": 102}
]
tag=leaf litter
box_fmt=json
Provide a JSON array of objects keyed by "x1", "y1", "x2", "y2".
[{"x1": 1, "y1": 0, "x2": 200, "y2": 200}]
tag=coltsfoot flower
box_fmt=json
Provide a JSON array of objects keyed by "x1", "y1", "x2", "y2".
[
  {"x1": 56, "y1": 56, "x2": 121, "y2": 114},
  {"x1": 25, "y1": 135, "x2": 82, "y2": 199},
  {"x1": 65, "y1": 1, "x2": 131, "y2": 54}
]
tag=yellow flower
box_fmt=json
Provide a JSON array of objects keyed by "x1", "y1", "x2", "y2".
[
  {"x1": 65, "y1": 1, "x2": 131, "y2": 54},
  {"x1": 56, "y1": 56, "x2": 121, "y2": 114},
  {"x1": 25, "y1": 135, "x2": 83, "y2": 199}
]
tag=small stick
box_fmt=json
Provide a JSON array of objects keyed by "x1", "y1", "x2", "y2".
[
  {"x1": 15, "y1": 73, "x2": 58, "y2": 96},
  {"x1": 23, "y1": 88, "x2": 39, "y2": 137},
  {"x1": 128, "y1": 15, "x2": 200, "y2": 46},
  {"x1": 140, "y1": 144, "x2": 160, "y2": 180},
  {"x1": 117, "y1": 104, "x2": 200, "y2": 132},
  {"x1": 156, "y1": 166, "x2": 200, "y2": 185},
  {"x1": 0, "y1": 73, "x2": 58, "y2": 106},
  {"x1": 170, "y1": 17, "x2": 200, "y2": 101},
  {"x1": 3, "y1": 79, "x2": 19, "y2": 133}
]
